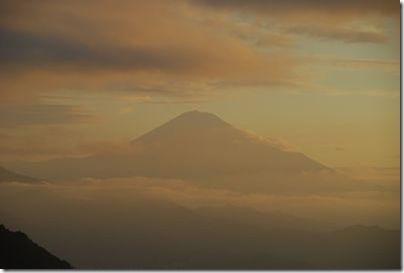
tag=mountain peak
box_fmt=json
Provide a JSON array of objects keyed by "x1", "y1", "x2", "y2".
[
  {"x1": 172, "y1": 110, "x2": 230, "y2": 127},
  {"x1": 132, "y1": 110, "x2": 232, "y2": 144}
]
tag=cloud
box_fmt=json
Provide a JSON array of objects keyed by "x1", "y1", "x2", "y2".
[
  {"x1": 311, "y1": 57, "x2": 400, "y2": 71},
  {"x1": 287, "y1": 25, "x2": 387, "y2": 44},
  {"x1": 254, "y1": 33, "x2": 295, "y2": 48},
  {"x1": 238, "y1": 128, "x2": 296, "y2": 152},
  {"x1": 0, "y1": 134, "x2": 133, "y2": 161},
  {"x1": 0, "y1": 176, "x2": 400, "y2": 228},
  {"x1": 0, "y1": 0, "x2": 398, "y2": 169},
  {"x1": 0, "y1": 0, "x2": 302, "y2": 102},
  {"x1": 0, "y1": 103, "x2": 92, "y2": 128},
  {"x1": 0, "y1": 28, "x2": 200, "y2": 71},
  {"x1": 336, "y1": 166, "x2": 400, "y2": 190},
  {"x1": 0, "y1": 0, "x2": 397, "y2": 103},
  {"x1": 194, "y1": 0, "x2": 398, "y2": 16},
  {"x1": 193, "y1": 0, "x2": 398, "y2": 45}
]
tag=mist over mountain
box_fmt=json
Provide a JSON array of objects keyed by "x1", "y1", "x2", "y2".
[
  {"x1": 3, "y1": 111, "x2": 373, "y2": 194},
  {"x1": 0, "y1": 187, "x2": 399, "y2": 269}
]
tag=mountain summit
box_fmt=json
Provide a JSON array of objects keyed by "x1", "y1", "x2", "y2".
[
  {"x1": 133, "y1": 110, "x2": 231, "y2": 145},
  {"x1": 165, "y1": 110, "x2": 230, "y2": 128}
]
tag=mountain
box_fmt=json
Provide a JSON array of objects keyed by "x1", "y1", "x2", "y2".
[
  {"x1": 2, "y1": 195, "x2": 399, "y2": 269},
  {"x1": 3, "y1": 111, "x2": 373, "y2": 193},
  {"x1": 195, "y1": 205, "x2": 336, "y2": 231},
  {"x1": 130, "y1": 110, "x2": 328, "y2": 175},
  {"x1": 314, "y1": 225, "x2": 400, "y2": 269},
  {"x1": 0, "y1": 224, "x2": 73, "y2": 269},
  {"x1": 0, "y1": 196, "x2": 310, "y2": 269},
  {"x1": 0, "y1": 166, "x2": 44, "y2": 184}
]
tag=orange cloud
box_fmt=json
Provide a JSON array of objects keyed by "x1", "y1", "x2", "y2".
[
  {"x1": 194, "y1": 0, "x2": 398, "y2": 17},
  {"x1": 194, "y1": 0, "x2": 398, "y2": 44},
  {"x1": 0, "y1": 0, "x2": 301, "y2": 102},
  {"x1": 0, "y1": 102, "x2": 92, "y2": 127},
  {"x1": 287, "y1": 25, "x2": 387, "y2": 44}
]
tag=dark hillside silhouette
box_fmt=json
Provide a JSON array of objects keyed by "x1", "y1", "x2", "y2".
[{"x1": 0, "y1": 224, "x2": 73, "y2": 269}]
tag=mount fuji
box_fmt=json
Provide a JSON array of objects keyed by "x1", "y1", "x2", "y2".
[{"x1": 3, "y1": 111, "x2": 369, "y2": 193}]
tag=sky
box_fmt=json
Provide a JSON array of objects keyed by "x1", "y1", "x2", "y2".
[{"x1": 0, "y1": 0, "x2": 400, "y2": 172}]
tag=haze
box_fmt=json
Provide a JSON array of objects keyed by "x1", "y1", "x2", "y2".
[{"x1": 0, "y1": 0, "x2": 400, "y2": 270}]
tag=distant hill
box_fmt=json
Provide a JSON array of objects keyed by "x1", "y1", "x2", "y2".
[
  {"x1": 0, "y1": 224, "x2": 72, "y2": 269},
  {"x1": 314, "y1": 225, "x2": 401, "y2": 269},
  {"x1": 2, "y1": 195, "x2": 399, "y2": 269},
  {"x1": 195, "y1": 205, "x2": 336, "y2": 231},
  {"x1": 0, "y1": 166, "x2": 44, "y2": 184}
]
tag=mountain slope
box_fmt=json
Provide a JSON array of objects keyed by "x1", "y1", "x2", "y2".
[
  {"x1": 0, "y1": 224, "x2": 73, "y2": 269},
  {"x1": 130, "y1": 110, "x2": 328, "y2": 175}
]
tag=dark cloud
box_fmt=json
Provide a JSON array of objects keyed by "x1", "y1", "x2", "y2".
[
  {"x1": 0, "y1": 0, "x2": 353, "y2": 103},
  {"x1": 0, "y1": 103, "x2": 92, "y2": 127},
  {"x1": 194, "y1": 0, "x2": 398, "y2": 15},
  {"x1": 0, "y1": 28, "x2": 194, "y2": 71}
]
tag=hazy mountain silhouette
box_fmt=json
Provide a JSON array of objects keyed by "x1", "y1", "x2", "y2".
[
  {"x1": 4, "y1": 111, "x2": 379, "y2": 193},
  {"x1": 313, "y1": 225, "x2": 400, "y2": 269},
  {"x1": 0, "y1": 166, "x2": 44, "y2": 184},
  {"x1": 0, "y1": 224, "x2": 72, "y2": 269},
  {"x1": 130, "y1": 110, "x2": 327, "y2": 174},
  {"x1": 0, "y1": 196, "x2": 310, "y2": 269},
  {"x1": 195, "y1": 205, "x2": 336, "y2": 231},
  {"x1": 1, "y1": 194, "x2": 399, "y2": 269}
]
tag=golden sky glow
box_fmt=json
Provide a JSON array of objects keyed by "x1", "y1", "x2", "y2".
[{"x1": 0, "y1": 0, "x2": 400, "y2": 172}]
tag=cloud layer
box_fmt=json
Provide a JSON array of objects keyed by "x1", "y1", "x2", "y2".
[
  {"x1": 1, "y1": 0, "x2": 397, "y2": 102},
  {"x1": 0, "y1": 176, "x2": 400, "y2": 229}
]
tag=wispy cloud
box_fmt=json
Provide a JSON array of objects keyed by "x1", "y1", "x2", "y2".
[
  {"x1": 287, "y1": 25, "x2": 387, "y2": 44},
  {"x1": 194, "y1": 0, "x2": 398, "y2": 45},
  {"x1": 0, "y1": 103, "x2": 92, "y2": 128},
  {"x1": 0, "y1": 0, "x2": 301, "y2": 102},
  {"x1": 0, "y1": 176, "x2": 400, "y2": 228},
  {"x1": 194, "y1": 0, "x2": 398, "y2": 16}
]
